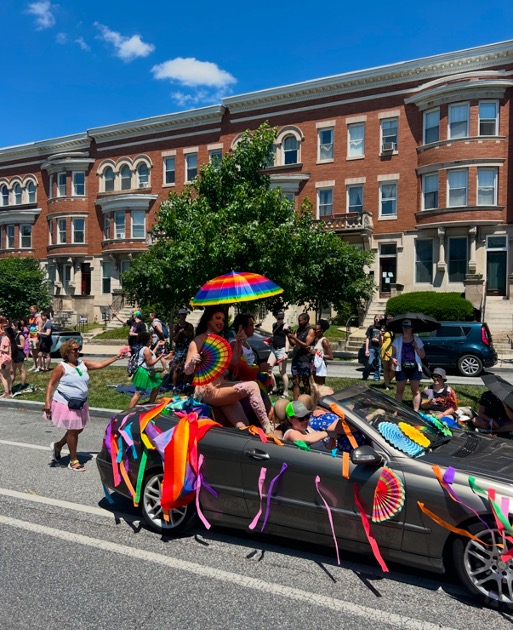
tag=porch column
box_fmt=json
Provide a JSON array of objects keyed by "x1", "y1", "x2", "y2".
[
  {"x1": 468, "y1": 226, "x2": 477, "y2": 274},
  {"x1": 437, "y1": 227, "x2": 446, "y2": 272}
]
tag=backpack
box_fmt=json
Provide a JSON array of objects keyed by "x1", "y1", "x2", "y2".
[
  {"x1": 127, "y1": 345, "x2": 144, "y2": 376},
  {"x1": 160, "y1": 322, "x2": 169, "y2": 339}
]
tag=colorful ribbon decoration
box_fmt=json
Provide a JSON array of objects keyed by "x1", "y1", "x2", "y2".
[
  {"x1": 329, "y1": 402, "x2": 359, "y2": 450},
  {"x1": 354, "y1": 485, "x2": 389, "y2": 572},
  {"x1": 249, "y1": 467, "x2": 268, "y2": 530},
  {"x1": 260, "y1": 463, "x2": 288, "y2": 532},
  {"x1": 417, "y1": 502, "x2": 487, "y2": 544},
  {"x1": 315, "y1": 475, "x2": 340, "y2": 566},
  {"x1": 195, "y1": 454, "x2": 212, "y2": 530}
]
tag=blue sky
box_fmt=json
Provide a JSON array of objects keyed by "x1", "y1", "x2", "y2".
[{"x1": 2, "y1": 0, "x2": 513, "y2": 148}]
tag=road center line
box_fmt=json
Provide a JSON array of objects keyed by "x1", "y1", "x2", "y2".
[
  {"x1": 0, "y1": 439, "x2": 59, "y2": 452},
  {"x1": 0, "y1": 487, "x2": 123, "y2": 520},
  {"x1": 0, "y1": 513, "x2": 457, "y2": 630}
]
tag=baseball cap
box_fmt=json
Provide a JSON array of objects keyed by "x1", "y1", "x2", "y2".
[
  {"x1": 285, "y1": 401, "x2": 311, "y2": 419},
  {"x1": 178, "y1": 308, "x2": 188, "y2": 314},
  {"x1": 276, "y1": 310, "x2": 285, "y2": 318},
  {"x1": 133, "y1": 310, "x2": 142, "y2": 318},
  {"x1": 401, "y1": 319, "x2": 412, "y2": 328}
]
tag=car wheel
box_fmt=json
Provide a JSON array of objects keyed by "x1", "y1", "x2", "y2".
[
  {"x1": 457, "y1": 354, "x2": 483, "y2": 377},
  {"x1": 452, "y1": 521, "x2": 513, "y2": 606},
  {"x1": 141, "y1": 471, "x2": 197, "y2": 535}
]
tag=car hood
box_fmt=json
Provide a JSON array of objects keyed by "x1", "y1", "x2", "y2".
[{"x1": 424, "y1": 431, "x2": 513, "y2": 487}]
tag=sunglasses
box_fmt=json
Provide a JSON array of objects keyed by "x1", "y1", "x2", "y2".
[{"x1": 71, "y1": 348, "x2": 81, "y2": 353}]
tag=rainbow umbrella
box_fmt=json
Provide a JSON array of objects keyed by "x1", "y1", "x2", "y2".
[{"x1": 191, "y1": 271, "x2": 283, "y2": 306}]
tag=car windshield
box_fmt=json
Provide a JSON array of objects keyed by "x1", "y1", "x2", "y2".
[{"x1": 330, "y1": 388, "x2": 453, "y2": 457}]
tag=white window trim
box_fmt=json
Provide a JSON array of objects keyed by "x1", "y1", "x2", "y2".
[
  {"x1": 163, "y1": 155, "x2": 176, "y2": 188},
  {"x1": 57, "y1": 172, "x2": 67, "y2": 197},
  {"x1": 6, "y1": 225, "x2": 15, "y2": 249},
  {"x1": 19, "y1": 224, "x2": 32, "y2": 249},
  {"x1": 347, "y1": 122, "x2": 365, "y2": 159},
  {"x1": 119, "y1": 165, "x2": 133, "y2": 191},
  {"x1": 316, "y1": 187, "x2": 334, "y2": 219},
  {"x1": 379, "y1": 180, "x2": 398, "y2": 219},
  {"x1": 447, "y1": 169, "x2": 469, "y2": 207},
  {"x1": 477, "y1": 167, "x2": 498, "y2": 206},
  {"x1": 131, "y1": 210, "x2": 146, "y2": 239},
  {"x1": 114, "y1": 211, "x2": 126, "y2": 239},
  {"x1": 347, "y1": 185, "x2": 364, "y2": 214},
  {"x1": 72, "y1": 171, "x2": 86, "y2": 197},
  {"x1": 57, "y1": 218, "x2": 67, "y2": 244},
  {"x1": 380, "y1": 117, "x2": 399, "y2": 154},
  {"x1": 448, "y1": 102, "x2": 470, "y2": 140},
  {"x1": 423, "y1": 108, "x2": 440, "y2": 145},
  {"x1": 185, "y1": 153, "x2": 198, "y2": 183},
  {"x1": 72, "y1": 218, "x2": 85, "y2": 244},
  {"x1": 422, "y1": 173, "x2": 439, "y2": 211},
  {"x1": 317, "y1": 127, "x2": 334, "y2": 163},
  {"x1": 478, "y1": 100, "x2": 499, "y2": 136}
]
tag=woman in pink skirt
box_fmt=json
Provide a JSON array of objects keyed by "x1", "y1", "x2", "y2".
[{"x1": 44, "y1": 339, "x2": 124, "y2": 471}]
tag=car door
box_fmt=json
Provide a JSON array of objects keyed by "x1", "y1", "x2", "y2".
[
  {"x1": 240, "y1": 431, "x2": 405, "y2": 552},
  {"x1": 422, "y1": 325, "x2": 462, "y2": 367},
  {"x1": 198, "y1": 427, "x2": 252, "y2": 521}
]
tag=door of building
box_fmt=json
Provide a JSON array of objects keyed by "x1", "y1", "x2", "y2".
[
  {"x1": 486, "y1": 251, "x2": 507, "y2": 296},
  {"x1": 379, "y1": 244, "x2": 397, "y2": 298},
  {"x1": 81, "y1": 263, "x2": 91, "y2": 295}
]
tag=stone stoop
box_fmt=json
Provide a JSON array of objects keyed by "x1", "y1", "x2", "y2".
[{"x1": 361, "y1": 300, "x2": 389, "y2": 329}]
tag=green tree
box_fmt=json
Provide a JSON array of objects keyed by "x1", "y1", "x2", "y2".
[
  {"x1": 0, "y1": 256, "x2": 52, "y2": 319},
  {"x1": 122, "y1": 123, "x2": 374, "y2": 317}
]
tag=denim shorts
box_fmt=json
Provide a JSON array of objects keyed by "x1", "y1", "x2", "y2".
[{"x1": 396, "y1": 368, "x2": 423, "y2": 382}]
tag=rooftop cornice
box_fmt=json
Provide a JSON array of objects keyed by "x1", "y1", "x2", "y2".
[
  {"x1": 224, "y1": 40, "x2": 513, "y2": 114},
  {"x1": 0, "y1": 134, "x2": 89, "y2": 165},
  {"x1": 88, "y1": 105, "x2": 226, "y2": 143},
  {"x1": 405, "y1": 76, "x2": 513, "y2": 108}
]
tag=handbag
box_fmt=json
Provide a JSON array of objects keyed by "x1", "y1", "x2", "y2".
[{"x1": 57, "y1": 390, "x2": 87, "y2": 410}]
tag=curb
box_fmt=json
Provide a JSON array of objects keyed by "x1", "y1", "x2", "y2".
[{"x1": 0, "y1": 398, "x2": 117, "y2": 419}]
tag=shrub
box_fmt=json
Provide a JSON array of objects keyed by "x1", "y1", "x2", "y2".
[{"x1": 386, "y1": 292, "x2": 474, "y2": 321}]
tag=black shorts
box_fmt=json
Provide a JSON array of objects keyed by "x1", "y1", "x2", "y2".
[{"x1": 39, "y1": 340, "x2": 52, "y2": 353}]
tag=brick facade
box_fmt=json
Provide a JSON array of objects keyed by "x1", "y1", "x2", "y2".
[{"x1": 1, "y1": 40, "x2": 513, "y2": 324}]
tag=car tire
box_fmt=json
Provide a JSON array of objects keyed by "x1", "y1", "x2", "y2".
[
  {"x1": 457, "y1": 354, "x2": 483, "y2": 377},
  {"x1": 141, "y1": 471, "x2": 197, "y2": 535},
  {"x1": 452, "y1": 520, "x2": 513, "y2": 607}
]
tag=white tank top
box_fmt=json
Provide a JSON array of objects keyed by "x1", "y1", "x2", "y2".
[{"x1": 54, "y1": 360, "x2": 89, "y2": 404}]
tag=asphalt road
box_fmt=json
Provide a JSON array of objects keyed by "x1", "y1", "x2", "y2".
[{"x1": 1, "y1": 406, "x2": 513, "y2": 629}]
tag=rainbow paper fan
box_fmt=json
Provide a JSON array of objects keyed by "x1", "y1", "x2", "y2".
[
  {"x1": 398, "y1": 422, "x2": 431, "y2": 448},
  {"x1": 378, "y1": 422, "x2": 424, "y2": 457},
  {"x1": 372, "y1": 467, "x2": 405, "y2": 523},
  {"x1": 421, "y1": 413, "x2": 452, "y2": 437},
  {"x1": 191, "y1": 334, "x2": 232, "y2": 387}
]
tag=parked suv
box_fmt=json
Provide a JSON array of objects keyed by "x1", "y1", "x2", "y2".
[{"x1": 419, "y1": 322, "x2": 497, "y2": 377}]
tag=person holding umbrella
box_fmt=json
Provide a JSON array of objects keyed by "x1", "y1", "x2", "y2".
[{"x1": 391, "y1": 319, "x2": 426, "y2": 412}]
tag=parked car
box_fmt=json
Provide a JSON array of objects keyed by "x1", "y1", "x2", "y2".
[
  {"x1": 97, "y1": 385, "x2": 513, "y2": 607},
  {"x1": 246, "y1": 327, "x2": 272, "y2": 363},
  {"x1": 419, "y1": 321, "x2": 497, "y2": 377},
  {"x1": 50, "y1": 327, "x2": 83, "y2": 356}
]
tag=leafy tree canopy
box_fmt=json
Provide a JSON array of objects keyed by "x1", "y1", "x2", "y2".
[
  {"x1": 122, "y1": 123, "x2": 375, "y2": 318},
  {"x1": 0, "y1": 256, "x2": 52, "y2": 320}
]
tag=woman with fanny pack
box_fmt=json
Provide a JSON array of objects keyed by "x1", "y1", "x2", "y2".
[
  {"x1": 44, "y1": 339, "x2": 123, "y2": 471},
  {"x1": 390, "y1": 319, "x2": 426, "y2": 412}
]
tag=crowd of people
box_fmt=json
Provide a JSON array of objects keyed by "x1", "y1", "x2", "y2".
[{"x1": 0, "y1": 306, "x2": 56, "y2": 398}]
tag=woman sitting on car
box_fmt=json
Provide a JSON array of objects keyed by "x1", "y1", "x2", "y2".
[{"x1": 420, "y1": 367, "x2": 458, "y2": 420}]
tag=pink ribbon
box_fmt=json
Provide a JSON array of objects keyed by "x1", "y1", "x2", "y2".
[
  {"x1": 315, "y1": 475, "x2": 340, "y2": 566},
  {"x1": 249, "y1": 467, "x2": 267, "y2": 530},
  {"x1": 195, "y1": 454, "x2": 212, "y2": 530}
]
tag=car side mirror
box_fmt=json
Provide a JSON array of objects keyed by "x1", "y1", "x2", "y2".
[{"x1": 350, "y1": 445, "x2": 383, "y2": 466}]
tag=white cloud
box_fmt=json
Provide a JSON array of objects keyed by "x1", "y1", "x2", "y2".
[
  {"x1": 75, "y1": 37, "x2": 90, "y2": 51},
  {"x1": 94, "y1": 22, "x2": 154, "y2": 62},
  {"x1": 151, "y1": 57, "x2": 236, "y2": 88},
  {"x1": 26, "y1": 1, "x2": 56, "y2": 30},
  {"x1": 56, "y1": 32, "x2": 67, "y2": 44}
]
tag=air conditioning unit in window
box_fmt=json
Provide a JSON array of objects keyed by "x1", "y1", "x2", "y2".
[
  {"x1": 382, "y1": 142, "x2": 396, "y2": 153},
  {"x1": 138, "y1": 183, "x2": 150, "y2": 189}
]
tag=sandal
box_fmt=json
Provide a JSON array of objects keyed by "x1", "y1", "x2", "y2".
[
  {"x1": 50, "y1": 442, "x2": 62, "y2": 462},
  {"x1": 68, "y1": 459, "x2": 85, "y2": 472}
]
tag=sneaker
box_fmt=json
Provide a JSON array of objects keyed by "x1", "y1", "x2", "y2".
[{"x1": 28, "y1": 366, "x2": 37, "y2": 372}]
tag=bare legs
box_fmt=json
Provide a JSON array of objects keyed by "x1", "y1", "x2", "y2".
[
  {"x1": 54, "y1": 428, "x2": 83, "y2": 462},
  {"x1": 129, "y1": 386, "x2": 160, "y2": 408},
  {"x1": 292, "y1": 374, "x2": 310, "y2": 400},
  {"x1": 395, "y1": 380, "x2": 421, "y2": 411},
  {"x1": 0, "y1": 366, "x2": 12, "y2": 397}
]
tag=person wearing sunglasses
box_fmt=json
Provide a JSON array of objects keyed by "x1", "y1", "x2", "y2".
[
  {"x1": 44, "y1": 339, "x2": 124, "y2": 471},
  {"x1": 282, "y1": 401, "x2": 341, "y2": 449}
]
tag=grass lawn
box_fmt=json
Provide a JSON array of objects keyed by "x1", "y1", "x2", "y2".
[
  {"x1": 13, "y1": 366, "x2": 486, "y2": 416},
  {"x1": 93, "y1": 326, "x2": 130, "y2": 340}
]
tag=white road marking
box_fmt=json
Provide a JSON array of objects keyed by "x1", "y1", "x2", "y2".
[
  {"x1": 0, "y1": 438, "x2": 96, "y2": 457},
  {"x1": 0, "y1": 487, "x2": 123, "y2": 520},
  {"x1": 0, "y1": 513, "x2": 458, "y2": 630}
]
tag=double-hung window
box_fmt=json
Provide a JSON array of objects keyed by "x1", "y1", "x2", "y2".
[
  {"x1": 6, "y1": 225, "x2": 15, "y2": 249},
  {"x1": 72, "y1": 218, "x2": 85, "y2": 243},
  {"x1": 423, "y1": 109, "x2": 440, "y2": 144},
  {"x1": 379, "y1": 181, "x2": 397, "y2": 218},
  {"x1": 381, "y1": 118, "x2": 398, "y2": 151},
  {"x1": 120, "y1": 166, "x2": 132, "y2": 191},
  {"x1": 48, "y1": 219, "x2": 53, "y2": 245},
  {"x1": 447, "y1": 170, "x2": 468, "y2": 207},
  {"x1": 57, "y1": 219, "x2": 67, "y2": 244},
  {"x1": 448, "y1": 237, "x2": 468, "y2": 282},
  {"x1": 479, "y1": 101, "x2": 498, "y2": 136},
  {"x1": 20, "y1": 225, "x2": 32, "y2": 249},
  {"x1": 347, "y1": 185, "x2": 363, "y2": 213},
  {"x1": 164, "y1": 157, "x2": 176, "y2": 184},
  {"x1": 13, "y1": 183, "x2": 22, "y2": 205},
  {"x1": 347, "y1": 123, "x2": 364, "y2": 158},
  {"x1": 58, "y1": 172, "x2": 67, "y2": 197},
  {"x1": 477, "y1": 167, "x2": 498, "y2": 206},
  {"x1": 209, "y1": 149, "x2": 222, "y2": 164},
  {"x1": 422, "y1": 174, "x2": 439, "y2": 210},
  {"x1": 449, "y1": 103, "x2": 469, "y2": 139},
  {"x1": 283, "y1": 135, "x2": 299, "y2": 164},
  {"x1": 185, "y1": 153, "x2": 197, "y2": 182},
  {"x1": 137, "y1": 164, "x2": 149, "y2": 188},
  {"x1": 1, "y1": 185, "x2": 8, "y2": 206},
  {"x1": 104, "y1": 215, "x2": 111, "y2": 240},
  {"x1": 317, "y1": 188, "x2": 333, "y2": 217},
  {"x1": 115, "y1": 211, "x2": 125, "y2": 239},
  {"x1": 131, "y1": 210, "x2": 145, "y2": 239},
  {"x1": 27, "y1": 181, "x2": 36, "y2": 203},
  {"x1": 318, "y1": 128, "x2": 334, "y2": 161},
  {"x1": 415, "y1": 239, "x2": 433, "y2": 283},
  {"x1": 104, "y1": 167, "x2": 115, "y2": 192},
  {"x1": 72, "y1": 172, "x2": 85, "y2": 196},
  {"x1": 102, "y1": 261, "x2": 112, "y2": 294}
]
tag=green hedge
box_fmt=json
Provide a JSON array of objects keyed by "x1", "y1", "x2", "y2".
[{"x1": 386, "y1": 292, "x2": 474, "y2": 321}]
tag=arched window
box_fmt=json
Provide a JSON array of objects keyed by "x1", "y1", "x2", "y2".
[
  {"x1": 137, "y1": 163, "x2": 149, "y2": 188},
  {"x1": 120, "y1": 165, "x2": 132, "y2": 191},
  {"x1": 104, "y1": 167, "x2": 115, "y2": 192},
  {"x1": 283, "y1": 135, "x2": 299, "y2": 165},
  {"x1": 27, "y1": 181, "x2": 36, "y2": 203},
  {"x1": 0, "y1": 185, "x2": 8, "y2": 206},
  {"x1": 13, "y1": 183, "x2": 22, "y2": 205}
]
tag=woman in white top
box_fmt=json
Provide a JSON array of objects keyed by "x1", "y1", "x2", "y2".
[
  {"x1": 311, "y1": 319, "x2": 333, "y2": 385},
  {"x1": 44, "y1": 339, "x2": 124, "y2": 471}
]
